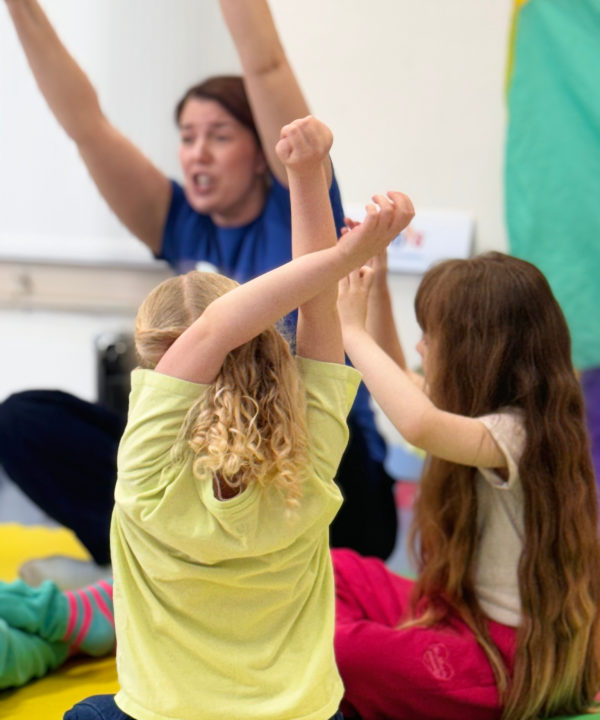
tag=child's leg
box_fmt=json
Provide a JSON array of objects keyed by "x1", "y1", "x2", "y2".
[
  {"x1": 332, "y1": 549, "x2": 515, "y2": 720},
  {"x1": 0, "y1": 618, "x2": 68, "y2": 690},
  {"x1": 332, "y1": 547, "x2": 414, "y2": 626},
  {"x1": 0, "y1": 579, "x2": 115, "y2": 656},
  {"x1": 64, "y1": 695, "x2": 133, "y2": 719},
  {"x1": 0, "y1": 390, "x2": 123, "y2": 570},
  {"x1": 0, "y1": 579, "x2": 69, "y2": 641},
  {"x1": 62, "y1": 579, "x2": 114, "y2": 657}
]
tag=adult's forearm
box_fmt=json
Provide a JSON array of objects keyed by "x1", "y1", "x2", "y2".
[
  {"x1": 218, "y1": 0, "x2": 312, "y2": 186},
  {"x1": 219, "y1": 0, "x2": 285, "y2": 75},
  {"x1": 7, "y1": 0, "x2": 103, "y2": 143}
]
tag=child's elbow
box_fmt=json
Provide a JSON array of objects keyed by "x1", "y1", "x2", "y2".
[{"x1": 398, "y1": 416, "x2": 431, "y2": 453}]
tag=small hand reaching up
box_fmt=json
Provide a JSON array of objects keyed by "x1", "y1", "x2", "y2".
[
  {"x1": 275, "y1": 116, "x2": 333, "y2": 176},
  {"x1": 337, "y1": 266, "x2": 375, "y2": 336}
]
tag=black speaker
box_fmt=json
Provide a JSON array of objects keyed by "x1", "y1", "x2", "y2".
[{"x1": 96, "y1": 332, "x2": 137, "y2": 417}]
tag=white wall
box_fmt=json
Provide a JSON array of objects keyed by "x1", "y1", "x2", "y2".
[
  {"x1": 0, "y1": 309, "x2": 134, "y2": 402},
  {"x1": 271, "y1": 0, "x2": 512, "y2": 251},
  {"x1": 0, "y1": 0, "x2": 240, "y2": 242},
  {"x1": 268, "y1": 0, "x2": 513, "y2": 369},
  {"x1": 0, "y1": 0, "x2": 513, "y2": 392}
]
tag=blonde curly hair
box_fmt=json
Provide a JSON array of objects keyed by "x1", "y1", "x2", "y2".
[{"x1": 134, "y1": 271, "x2": 309, "y2": 506}]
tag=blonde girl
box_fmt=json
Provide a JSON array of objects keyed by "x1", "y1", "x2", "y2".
[
  {"x1": 64, "y1": 117, "x2": 414, "y2": 720},
  {"x1": 334, "y1": 250, "x2": 600, "y2": 720}
]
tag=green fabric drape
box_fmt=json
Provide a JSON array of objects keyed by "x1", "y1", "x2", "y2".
[{"x1": 506, "y1": 0, "x2": 600, "y2": 369}]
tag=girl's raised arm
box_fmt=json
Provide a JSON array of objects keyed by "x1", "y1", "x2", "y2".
[
  {"x1": 4, "y1": 0, "x2": 171, "y2": 253},
  {"x1": 219, "y1": 0, "x2": 330, "y2": 188},
  {"x1": 364, "y1": 249, "x2": 425, "y2": 389},
  {"x1": 155, "y1": 186, "x2": 414, "y2": 386},
  {"x1": 338, "y1": 270, "x2": 507, "y2": 469},
  {"x1": 276, "y1": 116, "x2": 343, "y2": 364}
]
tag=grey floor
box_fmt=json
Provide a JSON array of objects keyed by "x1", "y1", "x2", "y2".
[{"x1": 0, "y1": 467, "x2": 57, "y2": 526}]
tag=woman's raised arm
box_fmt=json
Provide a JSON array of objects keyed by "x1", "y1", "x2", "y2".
[
  {"x1": 4, "y1": 0, "x2": 171, "y2": 253},
  {"x1": 219, "y1": 0, "x2": 331, "y2": 188}
]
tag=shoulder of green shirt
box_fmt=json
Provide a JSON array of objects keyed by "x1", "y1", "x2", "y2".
[{"x1": 131, "y1": 368, "x2": 208, "y2": 399}]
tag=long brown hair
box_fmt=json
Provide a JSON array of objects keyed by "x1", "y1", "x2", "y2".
[
  {"x1": 134, "y1": 271, "x2": 308, "y2": 506},
  {"x1": 410, "y1": 252, "x2": 600, "y2": 719}
]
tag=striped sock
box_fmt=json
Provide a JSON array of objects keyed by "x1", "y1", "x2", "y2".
[{"x1": 62, "y1": 579, "x2": 115, "y2": 657}]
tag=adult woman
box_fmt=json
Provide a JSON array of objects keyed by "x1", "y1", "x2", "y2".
[{"x1": 1, "y1": 0, "x2": 397, "y2": 587}]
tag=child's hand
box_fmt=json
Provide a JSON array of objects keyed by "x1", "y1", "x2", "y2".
[
  {"x1": 337, "y1": 266, "x2": 375, "y2": 336},
  {"x1": 275, "y1": 116, "x2": 333, "y2": 175},
  {"x1": 339, "y1": 192, "x2": 414, "y2": 267},
  {"x1": 343, "y1": 220, "x2": 389, "y2": 289},
  {"x1": 341, "y1": 217, "x2": 361, "y2": 236}
]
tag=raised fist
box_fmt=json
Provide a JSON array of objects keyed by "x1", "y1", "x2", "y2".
[{"x1": 275, "y1": 115, "x2": 333, "y2": 174}]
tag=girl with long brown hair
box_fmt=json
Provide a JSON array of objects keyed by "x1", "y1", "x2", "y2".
[
  {"x1": 334, "y1": 249, "x2": 600, "y2": 720},
  {"x1": 63, "y1": 117, "x2": 414, "y2": 720}
]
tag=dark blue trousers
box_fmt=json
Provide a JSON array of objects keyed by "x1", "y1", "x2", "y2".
[
  {"x1": 64, "y1": 694, "x2": 345, "y2": 719},
  {"x1": 0, "y1": 390, "x2": 125, "y2": 565},
  {"x1": 0, "y1": 391, "x2": 397, "y2": 562}
]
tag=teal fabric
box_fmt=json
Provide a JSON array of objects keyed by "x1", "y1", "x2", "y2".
[
  {"x1": 0, "y1": 622, "x2": 68, "y2": 690},
  {"x1": 0, "y1": 580, "x2": 69, "y2": 690},
  {"x1": 506, "y1": 0, "x2": 600, "y2": 370}
]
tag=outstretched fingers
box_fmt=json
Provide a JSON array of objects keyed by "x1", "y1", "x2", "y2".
[
  {"x1": 338, "y1": 189, "x2": 414, "y2": 267},
  {"x1": 387, "y1": 191, "x2": 415, "y2": 234},
  {"x1": 372, "y1": 194, "x2": 395, "y2": 230}
]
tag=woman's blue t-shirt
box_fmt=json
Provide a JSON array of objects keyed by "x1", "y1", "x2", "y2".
[{"x1": 158, "y1": 175, "x2": 386, "y2": 464}]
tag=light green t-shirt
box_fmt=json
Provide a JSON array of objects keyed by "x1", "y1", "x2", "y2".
[{"x1": 111, "y1": 357, "x2": 361, "y2": 720}]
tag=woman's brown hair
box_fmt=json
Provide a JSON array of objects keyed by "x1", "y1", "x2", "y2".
[
  {"x1": 409, "y1": 252, "x2": 600, "y2": 719},
  {"x1": 175, "y1": 75, "x2": 261, "y2": 147}
]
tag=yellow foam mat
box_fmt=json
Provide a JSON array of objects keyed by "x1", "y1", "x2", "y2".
[{"x1": 0, "y1": 524, "x2": 118, "y2": 719}]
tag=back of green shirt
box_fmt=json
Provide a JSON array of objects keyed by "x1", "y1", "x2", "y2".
[{"x1": 111, "y1": 358, "x2": 361, "y2": 720}]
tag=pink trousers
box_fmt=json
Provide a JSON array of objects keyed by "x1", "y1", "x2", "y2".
[{"x1": 333, "y1": 549, "x2": 517, "y2": 720}]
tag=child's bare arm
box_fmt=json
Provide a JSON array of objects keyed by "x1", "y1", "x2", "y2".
[
  {"x1": 275, "y1": 116, "x2": 343, "y2": 364},
  {"x1": 156, "y1": 191, "x2": 413, "y2": 386},
  {"x1": 338, "y1": 270, "x2": 506, "y2": 469},
  {"x1": 365, "y1": 250, "x2": 406, "y2": 368},
  {"x1": 364, "y1": 249, "x2": 425, "y2": 389}
]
